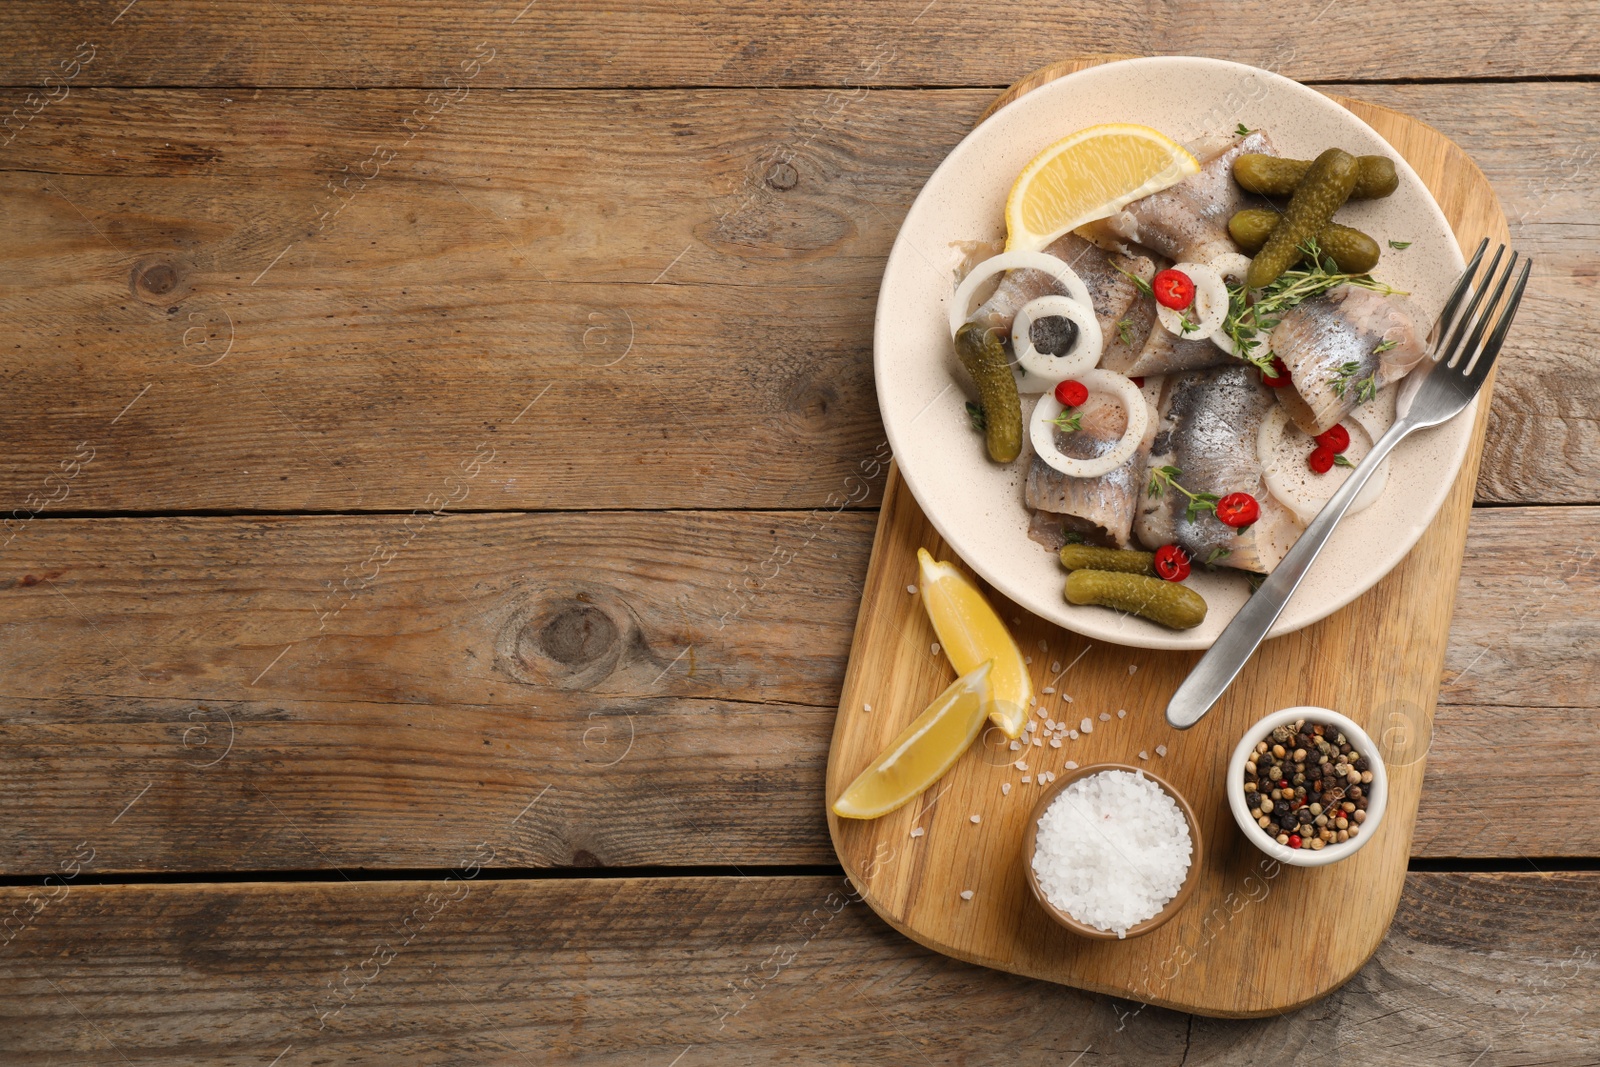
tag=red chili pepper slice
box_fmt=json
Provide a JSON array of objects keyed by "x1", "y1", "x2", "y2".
[
  {"x1": 1129, "y1": 376, "x2": 1145, "y2": 388},
  {"x1": 1260, "y1": 356, "x2": 1291, "y2": 388},
  {"x1": 1314, "y1": 424, "x2": 1351, "y2": 453},
  {"x1": 1152, "y1": 544, "x2": 1191, "y2": 582},
  {"x1": 1215, "y1": 492, "x2": 1260, "y2": 529},
  {"x1": 1151, "y1": 268, "x2": 1196, "y2": 311},
  {"x1": 1053, "y1": 379, "x2": 1089, "y2": 407},
  {"x1": 1308, "y1": 446, "x2": 1335, "y2": 474}
]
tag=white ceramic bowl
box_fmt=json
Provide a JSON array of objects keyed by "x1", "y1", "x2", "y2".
[
  {"x1": 1226, "y1": 706, "x2": 1388, "y2": 868},
  {"x1": 874, "y1": 56, "x2": 1470, "y2": 650}
]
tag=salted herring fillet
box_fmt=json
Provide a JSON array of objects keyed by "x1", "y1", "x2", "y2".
[
  {"x1": 1076, "y1": 131, "x2": 1276, "y2": 265},
  {"x1": 1026, "y1": 378, "x2": 1162, "y2": 550},
  {"x1": 1271, "y1": 285, "x2": 1428, "y2": 436},
  {"x1": 1136, "y1": 365, "x2": 1302, "y2": 574},
  {"x1": 965, "y1": 232, "x2": 1154, "y2": 346}
]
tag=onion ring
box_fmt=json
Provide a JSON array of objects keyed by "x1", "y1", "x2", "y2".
[
  {"x1": 1030, "y1": 369, "x2": 1149, "y2": 480},
  {"x1": 948, "y1": 251, "x2": 1093, "y2": 338},
  {"x1": 1156, "y1": 261, "x2": 1229, "y2": 340},
  {"x1": 1257, "y1": 404, "x2": 1388, "y2": 524},
  {"x1": 1011, "y1": 294, "x2": 1103, "y2": 393}
]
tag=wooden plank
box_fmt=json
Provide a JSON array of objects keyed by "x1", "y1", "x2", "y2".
[
  {"x1": 0, "y1": 507, "x2": 1592, "y2": 873},
  {"x1": 0, "y1": 84, "x2": 1594, "y2": 510},
  {"x1": 2, "y1": 2, "x2": 1599, "y2": 88},
  {"x1": 825, "y1": 73, "x2": 1514, "y2": 1016},
  {"x1": 0, "y1": 873, "x2": 1592, "y2": 1059}
]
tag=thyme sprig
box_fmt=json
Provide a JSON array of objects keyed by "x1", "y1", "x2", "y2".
[
  {"x1": 1221, "y1": 238, "x2": 1406, "y2": 373},
  {"x1": 1147, "y1": 464, "x2": 1222, "y2": 522},
  {"x1": 1113, "y1": 263, "x2": 1154, "y2": 299},
  {"x1": 1048, "y1": 410, "x2": 1083, "y2": 433}
]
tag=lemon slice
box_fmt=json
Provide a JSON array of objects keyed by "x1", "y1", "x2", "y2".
[
  {"x1": 832, "y1": 661, "x2": 993, "y2": 820},
  {"x1": 918, "y1": 548, "x2": 1032, "y2": 738},
  {"x1": 1004, "y1": 124, "x2": 1199, "y2": 253}
]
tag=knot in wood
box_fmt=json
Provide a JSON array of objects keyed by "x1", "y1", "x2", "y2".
[{"x1": 765, "y1": 161, "x2": 799, "y2": 190}]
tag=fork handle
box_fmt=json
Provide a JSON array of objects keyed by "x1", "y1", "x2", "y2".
[{"x1": 1164, "y1": 416, "x2": 1416, "y2": 729}]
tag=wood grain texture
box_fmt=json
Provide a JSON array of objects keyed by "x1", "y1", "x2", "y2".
[
  {"x1": 0, "y1": 84, "x2": 1593, "y2": 510},
  {"x1": 3, "y1": 2, "x2": 1599, "y2": 87},
  {"x1": 0, "y1": 506, "x2": 1592, "y2": 873},
  {"x1": 827, "y1": 68, "x2": 1513, "y2": 1016},
  {"x1": 0, "y1": 873, "x2": 1593, "y2": 1065}
]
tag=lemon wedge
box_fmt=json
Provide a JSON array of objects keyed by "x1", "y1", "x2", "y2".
[
  {"x1": 832, "y1": 661, "x2": 993, "y2": 820},
  {"x1": 918, "y1": 548, "x2": 1032, "y2": 738},
  {"x1": 1004, "y1": 123, "x2": 1199, "y2": 253}
]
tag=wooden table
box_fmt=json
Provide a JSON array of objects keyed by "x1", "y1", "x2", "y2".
[{"x1": 0, "y1": 3, "x2": 1595, "y2": 1062}]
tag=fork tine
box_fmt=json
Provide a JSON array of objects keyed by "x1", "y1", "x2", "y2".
[
  {"x1": 1433, "y1": 237, "x2": 1490, "y2": 345},
  {"x1": 1442, "y1": 243, "x2": 1506, "y2": 366},
  {"x1": 1458, "y1": 251, "x2": 1520, "y2": 375},
  {"x1": 1466, "y1": 257, "x2": 1532, "y2": 383}
]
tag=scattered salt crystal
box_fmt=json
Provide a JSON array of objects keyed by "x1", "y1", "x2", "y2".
[
  {"x1": 960, "y1": 890, "x2": 974, "y2": 901},
  {"x1": 1025, "y1": 656, "x2": 1032, "y2": 665},
  {"x1": 1069, "y1": 730, "x2": 1079, "y2": 740},
  {"x1": 1029, "y1": 696, "x2": 1037, "y2": 706},
  {"x1": 1156, "y1": 745, "x2": 1168, "y2": 757},
  {"x1": 1116, "y1": 709, "x2": 1126, "y2": 719},
  {"x1": 1032, "y1": 736, "x2": 1042, "y2": 747},
  {"x1": 1063, "y1": 694, "x2": 1074, "y2": 703},
  {"x1": 970, "y1": 814, "x2": 981, "y2": 824},
  {"x1": 907, "y1": 584, "x2": 917, "y2": 595},
  {"x1": 1037, "y1": 639, "x2": 1048, "y2": 652},
  {"x1": 931, "y1": 642, "x2": 941, "y2": 656},
  {"x1": 863, "y1": 703, "x2": 872, "y2": 712},
  {"x1": 1128, "y1": 664, "x2": 1138, "y2": 675},
  {"x1": 1099, "y1": 712, "x2": 1111, "y2": 722},
  {"x1": 1080, "y1": 717, "x2": 1094, "y2": 734},
  {"x1": 1050, "y1": 661, "x2": 1061, "y2": 673},
  {"x1": 1021, "y1": 775, "x2": 1032, "y2": 784},
  {"x1": 1045, "y1": 719, "x2": 1056, "y2": 730},
  {"x1": 910, "y1": 827, "x2": 925, "y2": 838},
  {"x1": 1042, "y1": 686, "x2": 1055, "y2": 695},
  {"x1": 1015, "y1": 760, "x2": 1028, "y2": 771},
  {"x1": 1002, "y1": 783, "x2": 1011, "y2": 796},
  {"x1": 1030, "y1": 769, "x2": 1192, "y2": 938},
  {"x1": 1012, "y1": 617, "x2": 1022, "y2": 626},
  {"x1": 1009, "y1": 740, "x2": 1020, "y2": 751},
  {"x1": 1064, "y1": 760, "x2": 1079, "y2": 769},
  {"x1": 1042, "y1": 771, "x2": 1055, "y2": 783},
  {"x1": 1036, "y1": 707, "x2": 1048, "y2": 719},
  {"x1": 1138, "y1": 750, "x2": 1149, "y2": 760},
  {"x1": 1050, "y1": 738, "x2": 1062, "y2": 749}
]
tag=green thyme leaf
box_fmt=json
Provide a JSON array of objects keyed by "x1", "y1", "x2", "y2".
[
  {"x1": 1117, "y1": 318, "x2": 1135, "y2": 345},
  {"x1": 1235, "y1": 123, "x2": 1255, "y2": 137},
  {"x1": 965, "y1": 401, "x2": 986, "y2": 432},
  {"x1": 1333, "y1": 453, "x2": 1355, "y2": 468},
  {"x1": 1388, "y1": 239, "x2": 1412, "y2": 250}
]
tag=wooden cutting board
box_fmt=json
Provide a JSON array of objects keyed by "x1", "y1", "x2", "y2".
[{"x1": 826, "y1": 56, "x2": 1510, "y2": 1019}]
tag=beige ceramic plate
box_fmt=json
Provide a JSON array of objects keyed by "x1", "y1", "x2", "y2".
[{"x1": 875, "y1": 56, "x2": 1469, "y2": 651}]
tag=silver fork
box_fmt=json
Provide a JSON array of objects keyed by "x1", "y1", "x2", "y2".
[{"x1": 1166, "y1": 238, "x2": 1532, "y2": 729}]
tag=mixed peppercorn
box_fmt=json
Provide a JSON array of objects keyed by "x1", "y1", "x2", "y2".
[{"x1": 1243, "y1": 718, "x2": 1373, "y2": 851}]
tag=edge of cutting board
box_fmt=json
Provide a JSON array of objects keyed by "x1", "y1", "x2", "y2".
[{"x1": 827, "y1": 56, "x2": 1510, "y2": 1019}]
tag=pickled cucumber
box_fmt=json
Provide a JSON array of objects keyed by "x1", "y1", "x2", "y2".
[
  {"x1": 954, "y1": 321, "x2": 1022, "y2": 463},
  {"x1": 1233, "y1": 153, "x2": 1398, "y2": 200},
  {"x1": 1245, "y1": 148, "x2": 1359, "y2": 290},
  {"x1": 1227, "y1": 209, "x2": 1381, "y2": 273},
  {"x1": 1058, "y1": 545, "x2": 1157, "y2": 576},
  {"x1": 1064, "y1": 569, "x2": 1207, "y2": 630}
]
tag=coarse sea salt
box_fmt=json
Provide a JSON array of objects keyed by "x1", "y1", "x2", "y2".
[
  {"x1": 1031, "y1": 769, "x2": 1193, "y2": 938},
  {"x1": 1099, "y1": 712, "x2": 1111, "y2": 722},
  {"x1": 1080, "y1": 717, "x2": 1094, "y2": 734},
  {"x1": 1156, "y1": 744, "x2": 1168, "y2": 757}
]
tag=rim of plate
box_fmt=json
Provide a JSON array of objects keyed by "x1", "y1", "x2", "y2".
[{"x1": 874, "y1": 56, "x2": 1470, "y2": 651}]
